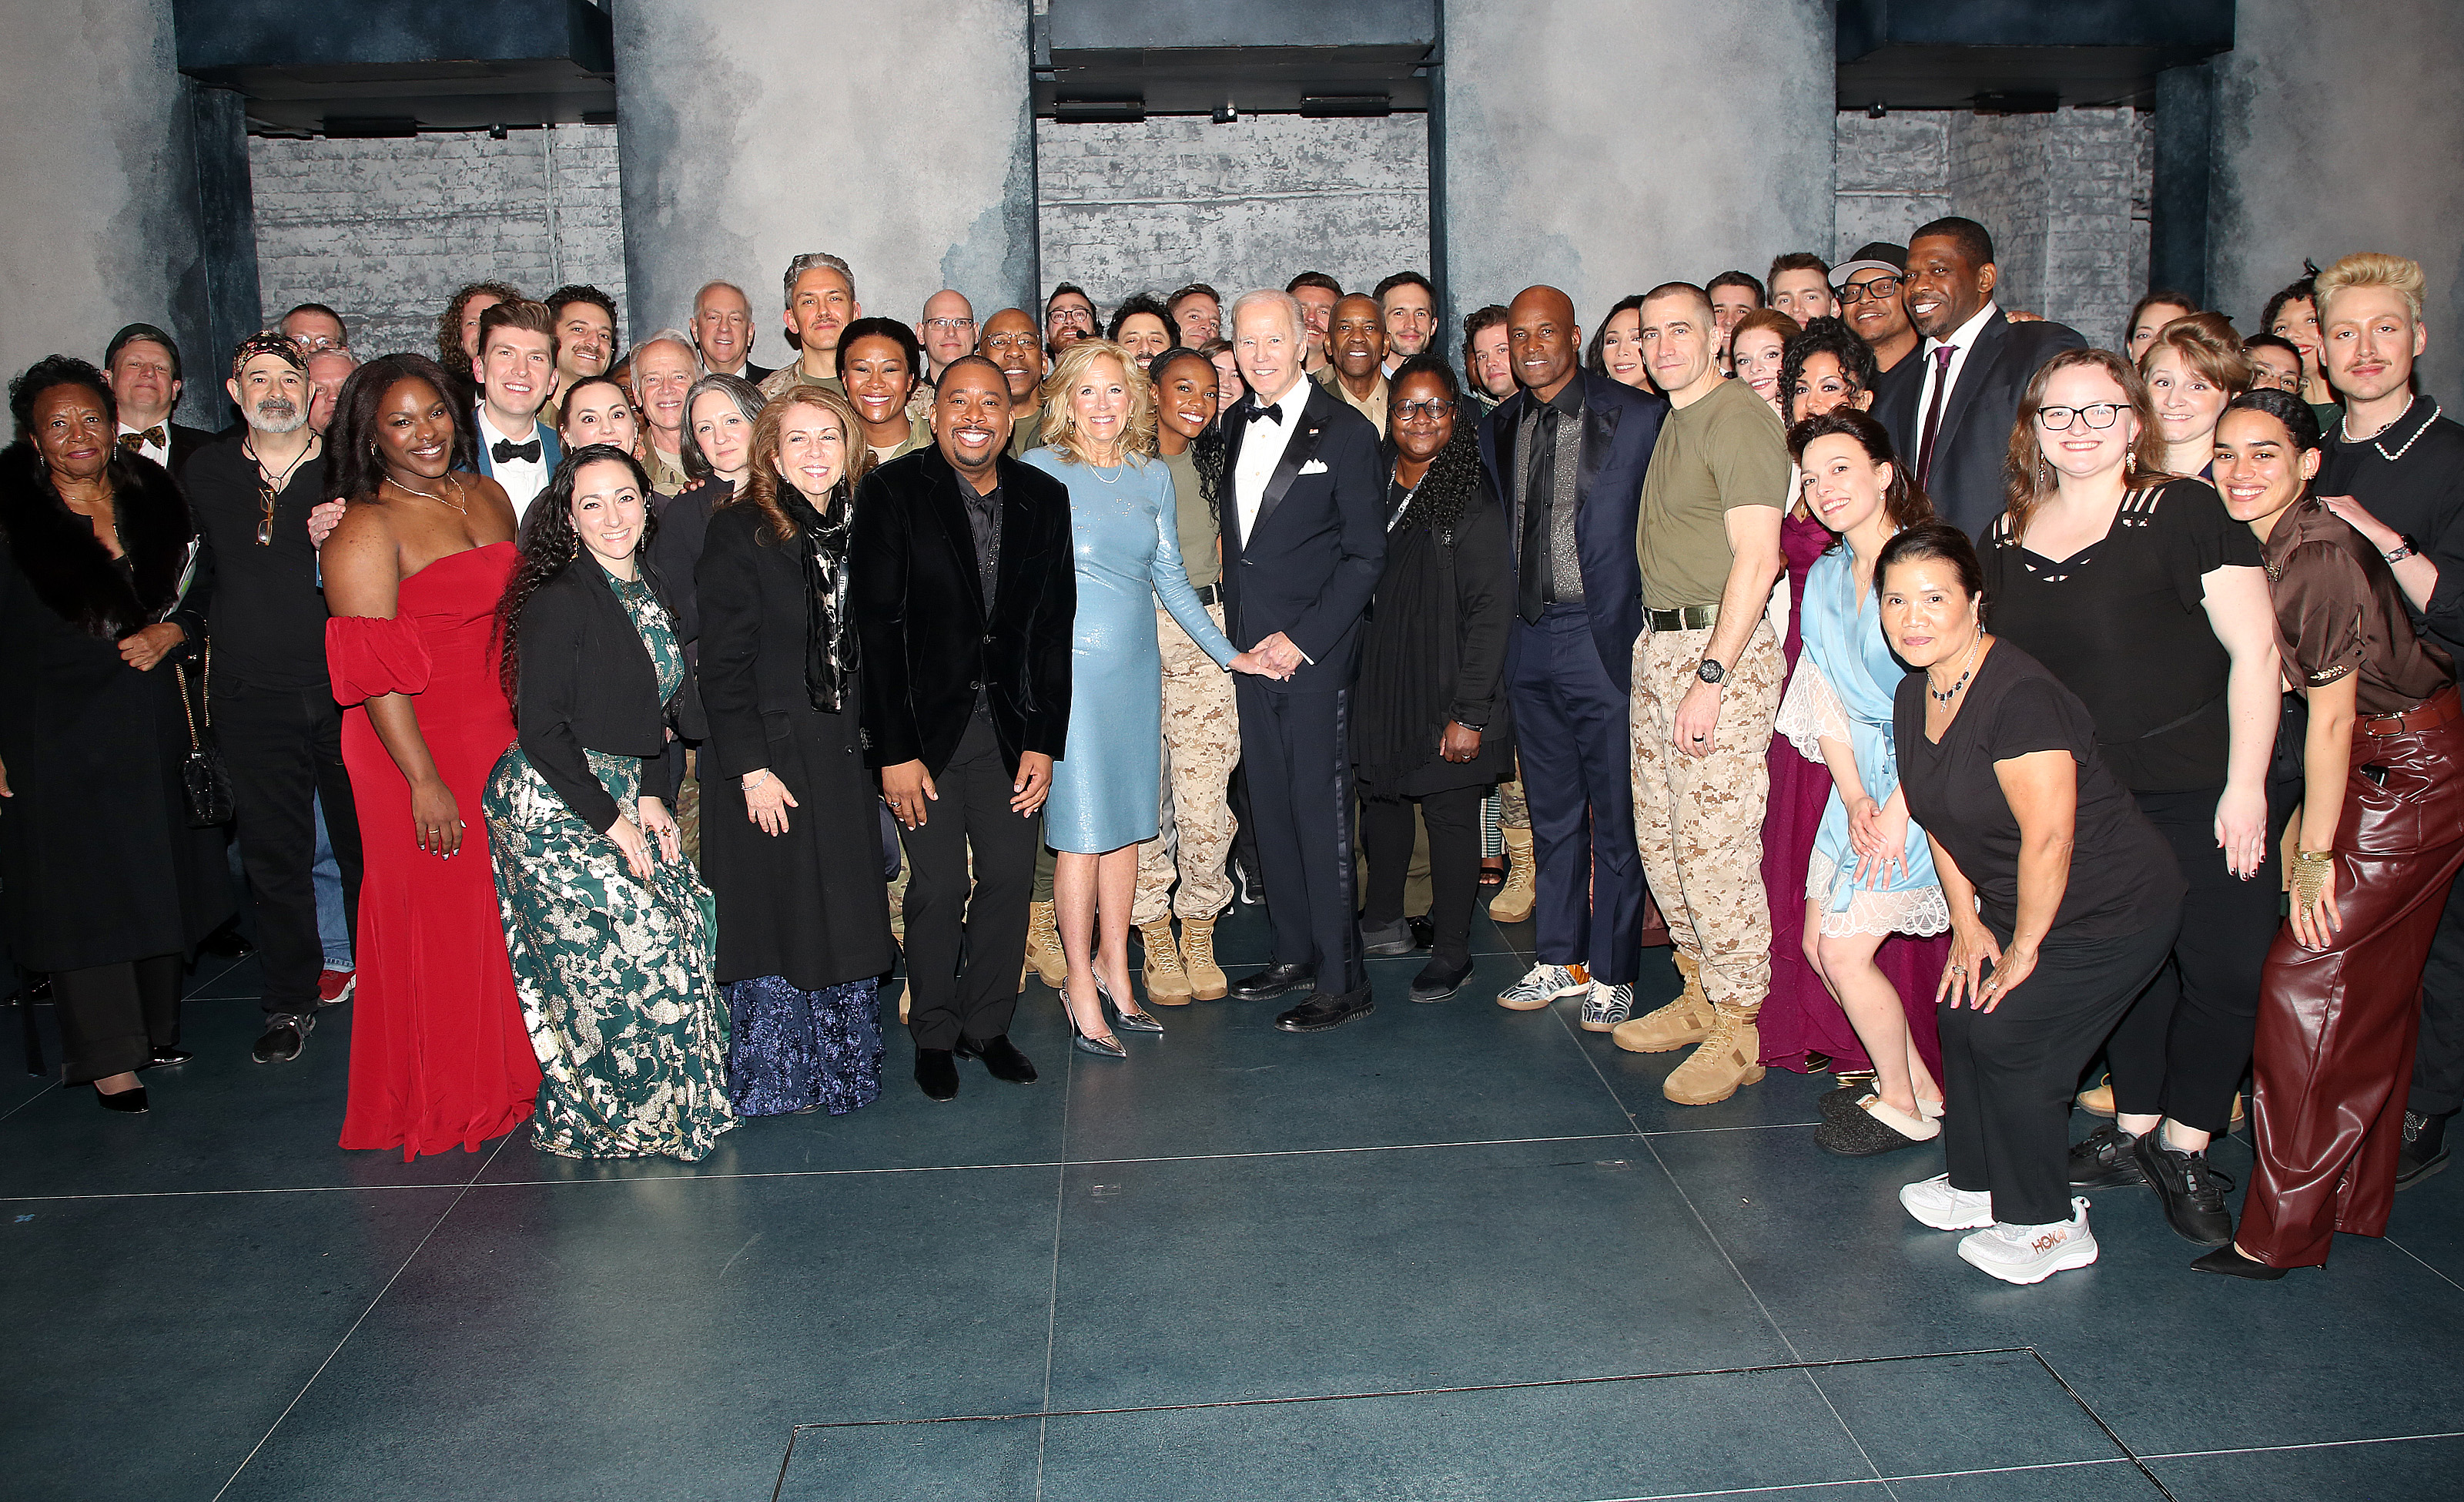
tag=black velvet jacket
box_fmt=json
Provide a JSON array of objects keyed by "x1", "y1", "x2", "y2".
[
  {"x1": 850, "y1": 444, "x2": 1076, "y2": 778},
  {"x1": 513, "y1": 556, "x2": 704, "y2": 833},
  {"x1": 0, "y1": 441, "x2": 202, "y2": 647}
]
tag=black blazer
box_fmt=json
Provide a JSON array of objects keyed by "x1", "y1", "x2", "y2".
[
  {"x1": 1873, "y1": 312, "x2": 2086, "y2": 538},
  {"x1": 1217, "y1": 381, "x2": 1386, "y2": 694},
  {"x1": 514, "y1": 558, "x2": 702, "y2": 833},
  {"x1": 651, "y1": 474, "x2": 728, "y2": 666},
  {"x1": 697, "y1": 500, "x2": 839, "y2": 776},
  {"x1": 851, "y1": 445, "x2": 1076, "y2": 778},
  {"x1": 1476, "y1": 369, "x2": 1669, "y2": 686},
  {"x1": 169, "y1": 423, "x2": 214, "y2": 481}
]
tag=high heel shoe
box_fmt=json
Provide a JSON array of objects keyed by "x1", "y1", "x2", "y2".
[
  {"x1": 1096, "y1": 974, "x2": 1163, "y2": 1034},
  {"x1": 93, "y1": 1083, "x2": 149, "y2": 1114},
  {"x1": 1063, "y1": 984, "x2": 1128, "y2": 1059}
]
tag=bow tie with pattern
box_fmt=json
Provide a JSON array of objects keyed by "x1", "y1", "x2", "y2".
[
  {"x1": 1241, "y1": 402, "x2": 1283, "y2": 426},
  {"x1": 119, "y1": 427, "x2": 165, "y2": 451},
  {"x1": 491, "y1": 436, "x2": 542, "y2": 464}
]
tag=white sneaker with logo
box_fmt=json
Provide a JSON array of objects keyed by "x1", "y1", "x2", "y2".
[
  {"x1": 1957, "y1": 1197, "x2": 2100, "y2": 1285},
  {"x1": 1899, "y1": 1173, "x2": 1996, "y2": 1231}
]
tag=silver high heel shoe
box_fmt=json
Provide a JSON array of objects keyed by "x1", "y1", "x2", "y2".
[
  {"x1": 1065, "y1": 984, "x2": 1128, "y2": 1058},
  {"x1": 1096, "y1": 974, "x2": 1163, "y2": 1034}
]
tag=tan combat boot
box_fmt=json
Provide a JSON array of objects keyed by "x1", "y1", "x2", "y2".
[
  {"x1": 1488, "y1": 825, "x2": 1538, "y2": 924},
  {"x1": 1179, "y1": 915, "x2": 1229, "y2": 1001},
  {"x1": 1140, "y1": 918, "x2": 1194, "y2": 1005},
  {"x1": 1022, "y1": 900, "x2": 1069, "y2": 989},
  {"x1": 1662, "y1": 1006, "x2": 1766, "y2": 1105},
  {"x1": 1612, "y1": 950, "x2": 1716, "y2": 1052}
]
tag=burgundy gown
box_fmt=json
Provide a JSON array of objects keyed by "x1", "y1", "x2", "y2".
[{"x1": 328, "y1": 541, "x2": 540, "y2": 1159}]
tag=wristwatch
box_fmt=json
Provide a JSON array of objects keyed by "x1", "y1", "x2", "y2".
[
  {"x1": 1696, "y1": 658, "x2": 1726, "y2": 686},
  {"x1": 2384, "y1": 533, "x2": 2422, "y2": 565}
]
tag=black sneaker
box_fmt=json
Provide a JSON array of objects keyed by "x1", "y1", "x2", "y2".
[
  {"x1": 2397, "y1": 1110, "x2": 2452, "y2": 1190},
  {"x1": 251, "y1": 1013, "x2": 313, "y2": 1065},
  {"x1": 2132, "y1": 1131, "x2": 2235, "y2": 1246},
  {"x1": 2067, "y1": 1122, "x2": 2146, "y2": 1189}
]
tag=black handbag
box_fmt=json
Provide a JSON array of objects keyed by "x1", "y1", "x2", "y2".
[{"x1": 172, "y1": 652, "x2": 234, "y2": 828}]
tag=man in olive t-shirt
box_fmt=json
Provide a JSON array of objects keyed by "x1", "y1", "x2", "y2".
[{"x1": 1616, "y1": 282, "x2": 1790, "y2": 1107}]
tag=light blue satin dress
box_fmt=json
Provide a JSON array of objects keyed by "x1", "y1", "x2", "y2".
[
  {"x1": 1777, "y1": 545, "x2": 1950, "y2": 938},
  {"x1": 1026, "y1": 448, "x2": 1237, "y2": 853}
]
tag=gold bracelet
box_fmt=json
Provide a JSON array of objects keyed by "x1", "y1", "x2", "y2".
[{"x1": 2289, "y1": 850, "x2": 2335, "y2": 911}]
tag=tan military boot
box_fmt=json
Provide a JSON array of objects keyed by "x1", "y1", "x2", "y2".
[
  {"x1": 1140, "y1": 919, "x2": 1194, "y2": 1005},
  {"x1": 1023, "y1": 900, "x2": 1069, "y2": 989},
  {"x1": 1179, "y1": 915, "x2": 1229, "y2": 1000},
  {"x1": 1488, "y1": 825, "x2": 1538, "y2": 924},
  {"x1": 1662, "y1": 1006, "x2": 1766, "y2": 1105},
  {"x1": 1612, "y1": 952, "x2": 1718, "y2": 1051}
]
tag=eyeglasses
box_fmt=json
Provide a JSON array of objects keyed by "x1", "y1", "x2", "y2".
[
  {"x1": 923, "y1": 318, "x2": 977, "y2": 333},
  {"x1": 984, "y1": 333, "x2": 1039, "y2": 352},
  {"x1": 1834, "y1": 277, "x2": 1903, "y2": 305},
  {"x1": 290, "y1": 334, "x2": 349, "y2": 354},
  {"x1": 1394, "y1": 399, "x2": 1455, "y2": 422},
  {"x1": 2036, "y1": 404, "x2": 2126, "y2": 431}
]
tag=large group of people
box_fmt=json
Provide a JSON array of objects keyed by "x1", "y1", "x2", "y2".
[{"x1": 4, "y1": 217, "x2": 2459, "y2": 1290}]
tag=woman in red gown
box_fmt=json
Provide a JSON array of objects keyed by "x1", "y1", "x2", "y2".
[{"x1": 321, "y1": 354, "x2": 538, "y2": 1159}]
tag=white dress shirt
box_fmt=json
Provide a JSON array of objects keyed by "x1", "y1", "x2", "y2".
[
  {"x1": 1230, "y1": 376, "x2": 1314, "y2": 546},
  {"x1": 1913, "y1": 300, "x2": 2002, "y2": 435},
  {"x1": 477, "y1": 401, "x2": 549, "y2": 521},
  {"x1": 117, "y1": 421, "x2": 170, "y2": 472}
]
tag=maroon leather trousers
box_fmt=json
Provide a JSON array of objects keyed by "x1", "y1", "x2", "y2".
[{"x1": 2242, "y1": 689, "x2": 2464, "y2": 1269}]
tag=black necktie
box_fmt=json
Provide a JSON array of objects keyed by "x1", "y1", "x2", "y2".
[
  {"x1": 1242, "y1": 401, "x2": 1282, "y2": 426},
  {"x1": 492, "y1": 436, "x2": 542, "y2": 464}
]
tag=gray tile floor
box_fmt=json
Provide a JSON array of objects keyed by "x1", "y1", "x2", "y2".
[{"x1": 5, "y1": 904, "x2": 2462, "y2": 1501}]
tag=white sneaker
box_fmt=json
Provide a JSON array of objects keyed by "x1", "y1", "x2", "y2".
[
  {"x1": 1497, "y1": 963, "x2": 1587, "y2": 1011},
  {"x1": 1900, "y1": 1173, "x2": 1996, "y2": 1231},
  {"x1": 1957, "y1": 1198, "x2": 2100, "y2": 1286},
  {"x1": 1579, "y1": 981, "x2": 1636, "y2": 1032}
]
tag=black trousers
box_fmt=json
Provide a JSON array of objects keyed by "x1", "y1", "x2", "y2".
[
  {"x1": 1361, "y1": 784, "x2": 1482, "y2": 968},
  {"x1": 898, "y1": 713, "x2": 1043, "y2": 1051},
  {"x1": 2407, "y1": 873, "x2": 2464, "y2": 1118},
  {"x1": 1235, "y1": 681, "x2": 1365, "y2": 994},
  {"x1": 1228, "y1": 763, "x2": 1263, "y2": 892},
  {"x1": 52, "y1": 953, "x2": 182, "y2": 1084},
  {"x1": 214, "y1": 676, "x2": 361, "y2": 1014},
  {"x1": 1942, "y1": 909, "x2": 2181, "y2": 1226},
  {"x1": 2104, "y1": 783, "x2": 2291, "y2": 1135}
]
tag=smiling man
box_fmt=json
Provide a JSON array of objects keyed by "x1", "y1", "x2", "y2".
[
  {"x1": 1376, "y1": 271, "x2": 1438, "y2": 375},
  {"x1": 1286, "y1": 271, "x2": 1343, "y2": 380},
  {"x1": 467, "y1": 300, "x2": 563, "y2": 520},
  {"x1": 1327, "y1": 293, "x2": 1391, "y2": 432},
  {"x1": 1830, "y1": 243, "x2": 1920, "y2": 374},
  {"x1": 691, "y1": 280, "x2": 768, "y2": 382},
  {"x1": 101, "y1": 323, "x2": 211, "y2": 478},
  {"x1": 628, "y1": 330, "x2": 698, "y2": 495},
  {"x1": 979, "y1": 307, "x2": 1048, "y2": 458},
  {"x1": 541, "y1": 284, "x2": 618, "y2": 426},
  {"x1": 761, "y1": 253, "x2": 861, "y2": 401}
]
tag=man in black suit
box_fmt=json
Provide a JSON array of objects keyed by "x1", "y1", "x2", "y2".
[
  {"x1": 853, "y1": 354, "x2": 1076, "y2": 1101},
  {"x1": 101, "y1": 324, "x2": 213, "y2": 479},
  {"x1": 1218, "y1": 289, "x2": 1387, "y2": 1033},
  {"x1": 1477, "y1": 286, "x2": 1668, "y2": 1031},
  {"x1": 1870, "y1": 217, "x2": 2085, "y2": 536}
]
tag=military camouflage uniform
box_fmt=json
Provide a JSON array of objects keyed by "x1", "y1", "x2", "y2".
[{"x1": 1132, "y1": 602, "x2": 1241, "y2": 925}]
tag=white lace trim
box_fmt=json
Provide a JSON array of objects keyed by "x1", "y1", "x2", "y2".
[
  {"x1": 1805, "y1": 850, "x2": 1953, "y2": 938},
  {"x1": 1776, "y1": 652, "x2": 1856, "y2": 764}
]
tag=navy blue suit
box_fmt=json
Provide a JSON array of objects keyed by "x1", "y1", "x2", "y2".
[
  {"x1": 1478, "y1": 370, "x2": 1668, "y2": 985},
  {"x1": 1220, "y1": 381, "x2": 1386, "y2": 994}
]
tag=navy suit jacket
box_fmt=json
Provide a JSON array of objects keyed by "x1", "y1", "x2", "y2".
[
  {"x1": 1872, "y1": 312, "x2": 2084, "y2": 538},
  {"x1": 1477, "y1": 369, "x2": 1669, "y2": 687},
  {"x1": 1217, "y1": 382, "x2": 1386, "y2": 696},
  {"x1": 472, "y1": 419, "x2": 562, "y2": 484}
]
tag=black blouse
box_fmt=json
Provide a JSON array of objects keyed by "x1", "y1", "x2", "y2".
[
  {"x1": 1896, "y1": 642, "x2": 2184, "y2": 942},
  {"x1": 1980, "y1": 478, "x2": 2261, "y2": 791}
]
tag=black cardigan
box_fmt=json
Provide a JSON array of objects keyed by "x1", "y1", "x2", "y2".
[{"x1": 514, "y1": 557, "x2": 703, "y2": 833}]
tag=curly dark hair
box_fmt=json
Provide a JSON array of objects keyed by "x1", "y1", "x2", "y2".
[
  {"x1": 9, "y1": 354, "x2": 116, "y2": 441},
  {"x1": 1388, "y1": 353, "x2": 1479, "y2": 537},
  {"x1": 2261, "y1": 263, "x2": 2323, "y2": 340},
  {"x1": 1106, "y1": 293, "x2": 1179, "y2": 350},
  {"x1": 437, "y1": 280, "x2": 525, "y2": 369},
  {"x1": 1779, "y1": 316, "x2": 1879, "y2": 423},
  {"x1": 327, "y1": 353, "x2": 477, "y2": 504},
  {"x1": 494, "y1": 444, "x2": 658, "y2": 702}
]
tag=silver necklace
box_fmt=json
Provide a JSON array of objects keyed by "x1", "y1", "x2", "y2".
[{"x1": 1927, "y1": 635, "x2": 1982, "y2": 706}]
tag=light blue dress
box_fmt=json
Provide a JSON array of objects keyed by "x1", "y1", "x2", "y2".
[
  {"x1": 1026, "y1": 448, "x2": 1239, "y2": 853},
  {"x1": 1774, "y1": 545, "x2": 1950, "y2": 938}
]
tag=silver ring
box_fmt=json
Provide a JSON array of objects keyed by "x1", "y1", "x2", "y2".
[{"x1": 1951, "y1": 965, "x2": 1965, "y2": 975}]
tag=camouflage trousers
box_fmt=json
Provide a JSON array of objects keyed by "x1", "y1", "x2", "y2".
[
  {"x1": 1133, "y1": 602, "x2": 1242, "y2": 926},
  {"x1": 1498, "y1": 765, "x2": 1528, "y2": 830},
  {"x1": 1629, "y1": 620, "x2": 1783, "y2": 1014}
]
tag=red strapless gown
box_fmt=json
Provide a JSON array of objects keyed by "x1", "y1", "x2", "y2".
[{"x1": 327, "y1": 542, "x2": 538, "y2": 1159}]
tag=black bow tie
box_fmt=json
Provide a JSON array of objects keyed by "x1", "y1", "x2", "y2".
[
  {"x1": 491, "y1": 436, "x2": 541, "y2": 464},
  {"x1": 1242, "y1": 402, "x2": 1283, "y2": 426}
]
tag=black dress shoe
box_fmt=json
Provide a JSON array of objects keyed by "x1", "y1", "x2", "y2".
[
  {"x1": 2191, "y1": 1243, "x2": 2288, "y2": 1280},
  {"x1": 1408, "y1": 957, "x2": 1473, "y2": 1003},
  {"x1": 915, "y1": 1048, "x2": 959, "y2": 1101},
  {"x1": 956, "y1": 1034, "x2": 1039, "y2": 1084},
  {"x1": 93, "y1": 1083, "x2": 149, "y2": 1114},
  {"x1": 2397, "y1": 1109, "x2": 2452, "y2": 1189},
  {"x1": 1229, "y1": 964, "x2": 1314, "y2": 1003},
  {"x1": 2066, "y1": 1122, "x2": 2146, "y2": 1189},
  {"x1": 142, "y1": 1045, "x2": 194, "y2": 1070},
  {"x1": 2133, "y1": 1131, "x2": 2235, "y2": 1246},
  {"x1": 1359, "y1": 919, "x2": 1416, "y2": 957},
  {"x1": 199, "y1": 924, "x2": 255, "y2": 958},
  {"x1": 251, "y1": 1013, "x2": 314, "y2": 1065},
  {"x1": 1274, "y1": 987, "x2": 1374, "y2": 1034}
]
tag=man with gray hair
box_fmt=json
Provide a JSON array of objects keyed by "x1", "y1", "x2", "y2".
[
  {"x1": 692, "y1": 279, "x2": 770, "y2": 383},
  {"x1": 628, "y1": 329, "x2": 701, "y2": 494},
  {"x1": 760, "y1": 252, "x2": 862, "y2": 401}
]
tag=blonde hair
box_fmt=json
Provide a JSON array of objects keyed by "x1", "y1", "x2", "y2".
[
  {"x1": 1037, "y1": 338, "x2": 1157, "y2": 464},
  {"x1": 2315, "y1": 252, "x2": 2425, "y2": 325}
]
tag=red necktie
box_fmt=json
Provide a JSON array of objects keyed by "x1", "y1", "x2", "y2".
[{"x1": 1915, "y1": 344, "x2": 1957, "y2": 491}]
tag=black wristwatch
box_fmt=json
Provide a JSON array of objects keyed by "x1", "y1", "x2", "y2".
[{"x1": 1696, "y1": 658, "x2": 1726, "y2": 686}]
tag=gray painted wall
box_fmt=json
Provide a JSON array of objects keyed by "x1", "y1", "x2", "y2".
[
  {"x1": 249, "y1": 127, "x2": 626, "y2": 364},
  {"x1": 611, "y1": 0, "x2": 1035, "y2": 359},
  {"x1": 2209, "y1": 0, "x2": 2464, "y2": 401},
  {"x1": 0, "y1": 0, "x2": 210, "y2": 419},
  {"x1": 1436, "y1": 0, "x2": 1836, "y2": 335},
  {"x1": 1035, "y1": 116, "x2": 1431, "y2": 313}
]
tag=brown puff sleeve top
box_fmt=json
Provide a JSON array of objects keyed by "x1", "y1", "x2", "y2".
[{"x1": 2261, "y1": 497, "x2": 2453, "y2": 714}]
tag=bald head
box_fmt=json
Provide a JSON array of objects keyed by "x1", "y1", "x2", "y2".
[
  {"x1": 1505, "y1": 286, "x2": 1581, "y2": 398},
  {"x1": 979, "y1": 307, "x2": 1045, "y2": 403}
]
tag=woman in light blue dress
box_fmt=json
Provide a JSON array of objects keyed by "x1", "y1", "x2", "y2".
[
  {"x1": 1774, "y1": 411, "x2": 1951, "y2": 1158},
  {"x1": 1023, "y1": 340, "x2": 1269, "y2": 1058}
]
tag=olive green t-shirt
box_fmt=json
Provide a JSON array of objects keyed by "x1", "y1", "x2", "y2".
[
  {"x1": 1636, "y1": 377, "x2": 1789, "y2": 610},
  {"x1": 1162, "y1": 445, "x2": 1220, "y2": 588}
]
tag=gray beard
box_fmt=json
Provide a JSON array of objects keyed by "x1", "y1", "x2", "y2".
[{"x1": 250, "y1": 401, "x2": 306, "y2": 435}]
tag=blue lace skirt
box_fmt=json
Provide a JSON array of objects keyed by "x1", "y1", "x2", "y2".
[{"x1": 724, "y1": 975, "x2": 883, "y2": 1117}]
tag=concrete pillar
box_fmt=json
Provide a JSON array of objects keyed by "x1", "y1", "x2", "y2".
[
  {"x1": 2148, "y1": 63, "x2": 2214, "y2": 309},
  {"x1": 611, "y1": 0, "x2": 1036, "y2": 357},
  {"x1": 1435, "y1": 0, "x2": 1834, "y2": 330},
  {"x1": 0, "y1": 0, "x2": 213, "y2": 413},
  {"x1": 2208, "y1": 0, "x2": 2464, "y2": 398}
]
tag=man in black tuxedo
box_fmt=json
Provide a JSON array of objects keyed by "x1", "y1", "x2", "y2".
[
  {"x1": 1218, "y1": 289, "x2": 1387, "y2": 1032},
  {"x1": 853, "y1": 354, "x2": 1076, "y2": 1101},
  {"x1": 1476, "y1": 285, "x2": 1667, "y2": 1030},
  {"x1": 1870, "y1": 217, "x2": 2085, "y2": 536},
  {"x1": 101, "y1": 324, "x2": 213, "y2": 479}
]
